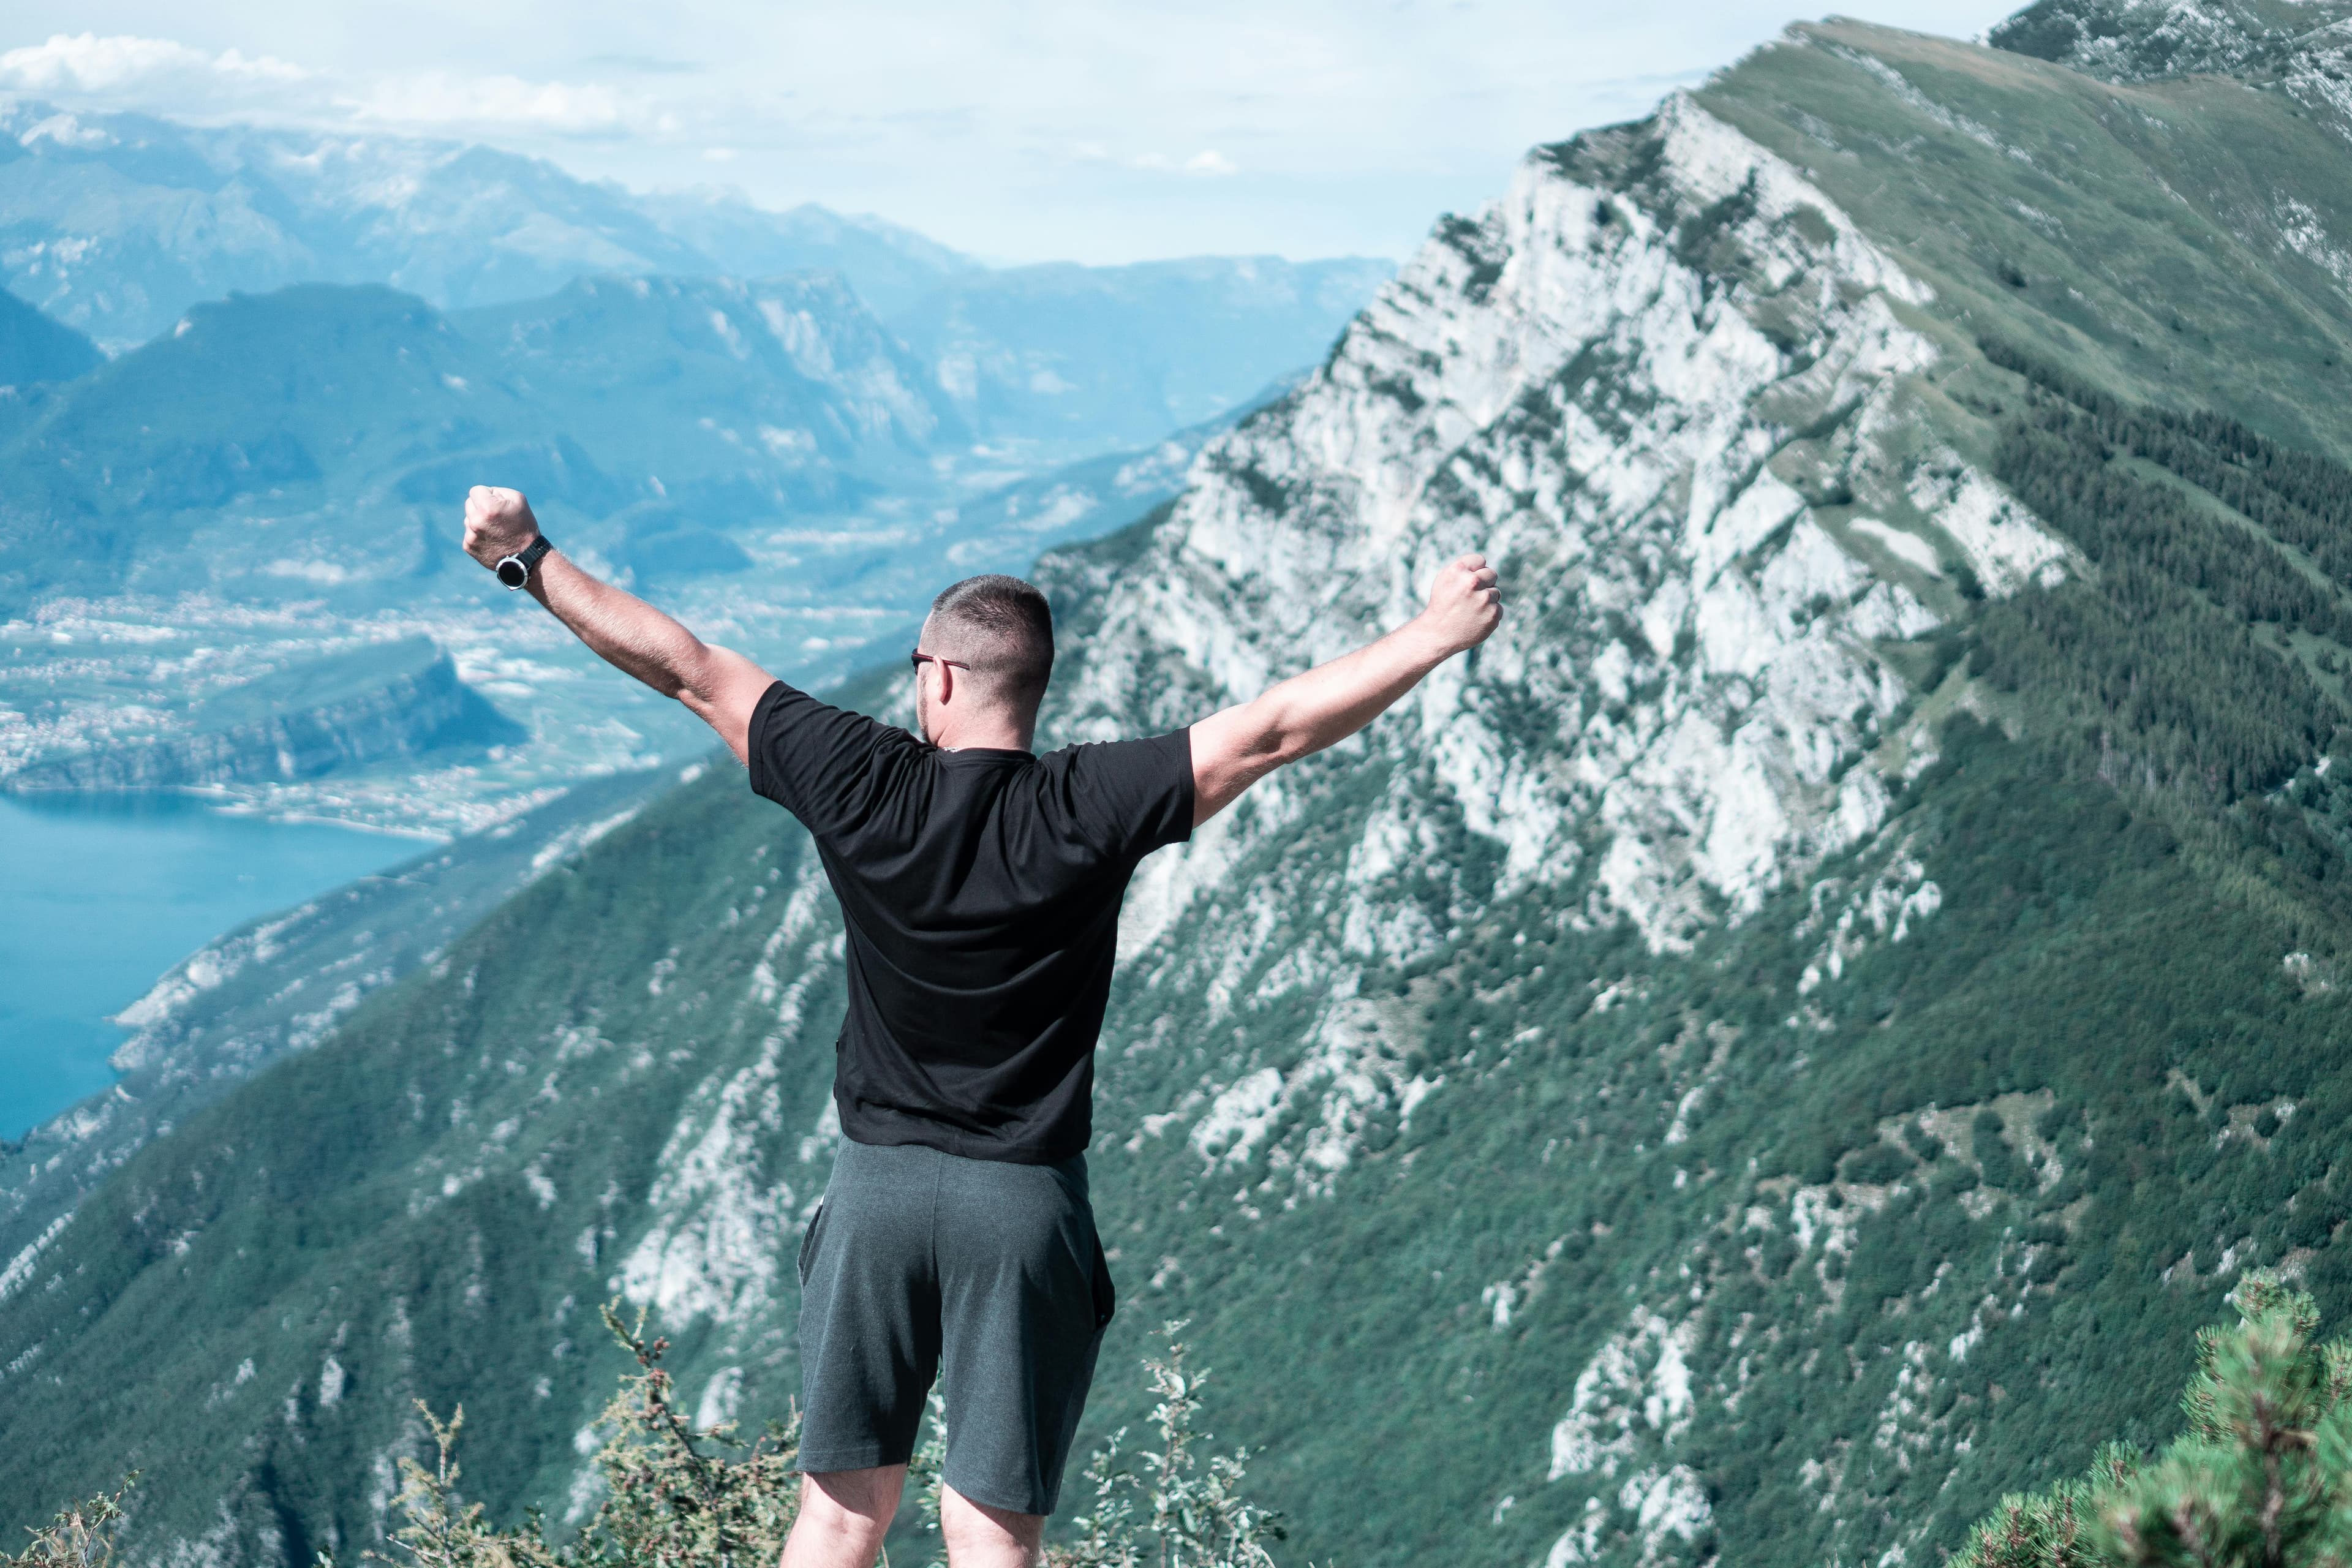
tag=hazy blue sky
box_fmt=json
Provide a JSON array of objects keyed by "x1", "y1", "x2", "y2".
[{"x1": 2, "y1": 2, "x2": 2026, "y2": 265}]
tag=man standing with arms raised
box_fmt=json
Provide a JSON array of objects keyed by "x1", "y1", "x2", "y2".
[{"x1": 460, "y1": 486, "x2": 1502, "y2": 1568}]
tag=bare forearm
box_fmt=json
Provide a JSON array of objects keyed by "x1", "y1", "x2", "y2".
[
  {"x1": 521, "y1": 551, "x2": 774, "y2": 762},
  {"x1": 1247, "y1": 619, "x2": 1453, "y2": 766},
  {"x1": 1188, "y1": 552, "x2": 1501, "y2": 824},
  {"x1": 527, "y1": 551, "x2": 714, "y2": 701},
  {"x1": 459, "y1": 488, "x2": 774, "y2": 761}
]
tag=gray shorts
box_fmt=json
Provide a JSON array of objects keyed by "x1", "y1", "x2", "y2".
[{"x1": 795, "y1": 1137, "x2": 1116, "y2": 1515}]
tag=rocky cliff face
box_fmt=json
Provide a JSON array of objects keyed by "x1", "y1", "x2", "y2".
[
  {"x1": 4, "y1": 638, "x2": 521, "y2": 790},
  {"x1": 1050, "y1": 90, "x2": 1987, "y2": 960},
  {"x1": 12, "y1": 12, "x2": 2352, "y2": 1568}
]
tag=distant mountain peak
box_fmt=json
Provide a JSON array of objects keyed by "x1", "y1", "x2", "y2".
[{"x1": 1990, "y1": 0, "x2": 2352, "y2": 82}]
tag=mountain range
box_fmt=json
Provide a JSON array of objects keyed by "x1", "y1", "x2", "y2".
[
  {"x1": 0, "y1": 99, "x2": 975, "y2": 344},
  {"x1": 0, "y1": 93, "x2": 1387, "y2": 436},
  {"x1": 15, "y1": 4, "x2": 2352, "y2": 1568}
]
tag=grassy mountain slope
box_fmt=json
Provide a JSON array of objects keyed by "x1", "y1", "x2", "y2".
[
  {"x1": 16, "y1": 10, "x2": 2352, "y2": 1568},
  {"x1": 1704, "y1": 18, "x2": 2352, "y2": 456}
]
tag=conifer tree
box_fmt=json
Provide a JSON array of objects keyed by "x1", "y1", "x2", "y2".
[{"x1": 1956, "y1": 1271, "x2": 2352, "y2": 1568}]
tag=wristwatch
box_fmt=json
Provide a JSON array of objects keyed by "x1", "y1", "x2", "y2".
[{"x1": 495, "y1": 536, "x2": 554, "y2": 590}]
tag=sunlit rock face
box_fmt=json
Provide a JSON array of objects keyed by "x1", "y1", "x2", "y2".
[{"x1": 1058, "y1": 92, "x2": 2047, "y2": 966}]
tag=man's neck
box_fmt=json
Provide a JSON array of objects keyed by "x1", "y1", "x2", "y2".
[{"x1": 931, "y1": 720, "x2": 1034, "y2": 753}]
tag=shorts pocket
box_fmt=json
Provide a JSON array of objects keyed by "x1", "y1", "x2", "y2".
[
  {"x1": 797, "y1": 1200, "x2": 826, "y2": 1287},
  {"x1": 1088, "y1": 1229, "x2": 1117, "y2": 1332}
]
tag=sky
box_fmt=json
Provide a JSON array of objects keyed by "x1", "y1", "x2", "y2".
[{"x1": 0, "y1": 1, "x2": 2028, "y2": 266}]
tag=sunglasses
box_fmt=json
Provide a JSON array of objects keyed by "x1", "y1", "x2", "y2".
[{"x1": 910, "y1": 651, "x2": 971, "y2": 673}]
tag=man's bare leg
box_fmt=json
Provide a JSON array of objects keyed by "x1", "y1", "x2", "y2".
[
  {"x1": 940, "y1": 1485, "x2": 1044, "y2": 1568},
  {"x1": 781, "y1": 1466, "x2": 906, "y2": 1568}
]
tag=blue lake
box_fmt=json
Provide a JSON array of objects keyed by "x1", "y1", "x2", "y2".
[{"x1": 0, "y1": 793, "x2": 419, "y2": 1141}]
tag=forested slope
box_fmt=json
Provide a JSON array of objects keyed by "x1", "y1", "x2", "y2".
[{"x1": 13, "y1": 9, "x2": 2352, "y2": 1568}]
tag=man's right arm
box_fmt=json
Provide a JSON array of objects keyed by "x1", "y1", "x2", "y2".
[
  {"x1": 461, "y1": 486, "x2": 775, "y2": 764},
  {"x1": 1187, "y1": 554, "x2": 1502, "y2": 825}
]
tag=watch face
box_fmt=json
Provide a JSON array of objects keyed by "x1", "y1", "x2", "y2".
[{"x1": 496, "y1": 556, "x2": 529, "y2": 589}]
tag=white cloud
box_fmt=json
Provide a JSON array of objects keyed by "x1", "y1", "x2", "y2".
[
  {"x1": 349, "y1": 70, "x2": 668, "y2": 136},
  {"x1": 1126, "y1": 148, "x2": 1240, "y2": 176},
  {"x1": 0, "y1": 32, "x2": 307, "y2": 94},
  {"x1": 0, "y1": 31, "x2": 665, "y2": 141},
  {"x1": 20, "y1": 111, "x2": 110, "y2": 148}
]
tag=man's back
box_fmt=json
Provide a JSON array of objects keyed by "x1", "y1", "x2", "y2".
[{"x1": 748, "y1": 680, "x2": 1194, "y2": 1163}]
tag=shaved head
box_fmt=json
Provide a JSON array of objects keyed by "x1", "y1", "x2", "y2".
[{"x1": 922, "y1": 575, "x2": 1055, "y2": 718}]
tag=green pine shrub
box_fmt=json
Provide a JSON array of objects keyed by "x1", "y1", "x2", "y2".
[
  {"x1": 371, "y1": 1303, "x2": 801, "y2": 1568},
  {"x1": 312, "y1": 1310, "x2": 1282, "y2": 1568},
  {"x1": 1954, "y1": 1271, "x2": 2352, "y2": 1568}
]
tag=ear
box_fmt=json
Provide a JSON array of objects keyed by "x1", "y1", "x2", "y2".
[{"x1": 935, "y1": 660, "x2": 954, "y2": 704}]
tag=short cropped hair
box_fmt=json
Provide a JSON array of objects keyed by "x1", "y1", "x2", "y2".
[{"x1": 928, "y1": 575, "x2": 1055, "y2": 710}]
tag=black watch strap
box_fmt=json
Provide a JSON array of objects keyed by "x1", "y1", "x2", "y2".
[{"x1": 496, "y1": 535, "x2": 554, "y2": 590}]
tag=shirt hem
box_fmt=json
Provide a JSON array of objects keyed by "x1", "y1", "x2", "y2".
[{"x1": 839, "y1": 1121, "x2": 1088, "y2": 1168}]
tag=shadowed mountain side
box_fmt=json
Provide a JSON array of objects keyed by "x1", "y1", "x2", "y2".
[
  {"x1": 0, "y1": 279, "x2": 926, "y2": 615},
  {"x1": 0, "y1": 287, "x2": 100, "y2": 388},
  {"x1": 449, "y1": 273, "x2": 960, "y2": 503}
]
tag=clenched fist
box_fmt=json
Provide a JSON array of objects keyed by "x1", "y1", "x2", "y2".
[
  {"x1": 1419, "y1": 552, "x2": 1503, "y2": 655},
  {"x1": 462, "y1": 486, "x2": 540, "y2": 571}
]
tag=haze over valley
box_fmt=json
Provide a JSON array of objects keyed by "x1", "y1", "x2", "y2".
[{"x1": 0, "y1": 113, "x2": 1389, "y2": 834}]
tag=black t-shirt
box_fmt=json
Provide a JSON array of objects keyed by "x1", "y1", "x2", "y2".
[{"x1": 747, "y1": 680, "x2": 1195, "y2": 1164}]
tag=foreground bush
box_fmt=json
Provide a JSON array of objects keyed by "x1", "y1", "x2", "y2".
[
  {"x1": 379, "y1": 1304, "x2": 800, "y2": 1568},
  {"x1": 393, "y1": 1310, "x2": 1282, "y2": 1568},
  {"x1": 1956, "y1": 1270, "x2": 2352, "y2": 1568},
  {"x1": 2, "y1": 1479, "x2": 134, "y2": 1568}
]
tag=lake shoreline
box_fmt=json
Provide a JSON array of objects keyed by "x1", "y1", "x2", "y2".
[{"x1": 0, "y1": 791, "x2": 417, "y2": 1141}]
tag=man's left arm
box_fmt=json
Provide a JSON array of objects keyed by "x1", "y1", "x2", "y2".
[{"x1": 461, "y1": 486, "x2": 774, "y2": 764}]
